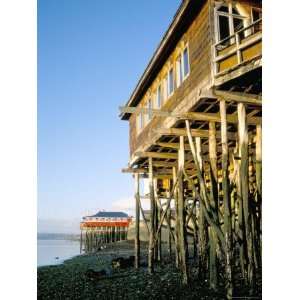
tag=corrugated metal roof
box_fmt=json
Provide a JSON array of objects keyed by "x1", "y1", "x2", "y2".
[{"x1": 84, "y1": 211, "x2": 129, "y2": 218}]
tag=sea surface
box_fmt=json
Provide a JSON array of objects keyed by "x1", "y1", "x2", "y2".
[{"x1": 37, "y1": 238, "x2": 80, "y2": 267}]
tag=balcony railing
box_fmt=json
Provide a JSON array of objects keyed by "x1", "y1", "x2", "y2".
[{"x1": 214, "y1": 18, "x2": 262, "y2": 76}]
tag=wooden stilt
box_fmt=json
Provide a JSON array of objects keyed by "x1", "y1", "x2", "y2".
[
  {"x1": 220, "y1": 99, "x2": 233, "y2": 298},
  {"x1": 238, "y1": 103, "x2": 255, "y2": 290},
  {"x1": 255, "y1": 124, "x2": 262, "y2": 262},
  {"x1": 134, "y1": 173, "x2": 140, "y2": 269},
  {"x1": 148, "y1": 157, "x2": 155, "y2": 274},
  {"x1": 166, "y1": 187, "x2": 172, "y2": 259},
  {"x1": 157, "y1": 193, "x2": 162, "y2": 262},
  {"x1": 178, "y1": 135, "x2": 189, "y2": 284},
  {"x1": 153, "y1": 179, "x2": 158, "y2": 262},
  {"x1": 195, "y1": 137, "x2": 208, "y2": 280},
  {"x1": 208, "y1": 122, "x2": 218, "y2": 291},
  {"x1": 173, "y1": 166, "x2": 180, "y2": 268}
]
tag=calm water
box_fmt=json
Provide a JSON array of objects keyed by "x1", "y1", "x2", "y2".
[{"x1": 37, "y1": 239, "x2": 80, "y2": 267}]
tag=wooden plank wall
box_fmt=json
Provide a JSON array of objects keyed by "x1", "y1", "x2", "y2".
[{"x1": 129, "y1": 0, "x2": 211, "y2": 156}]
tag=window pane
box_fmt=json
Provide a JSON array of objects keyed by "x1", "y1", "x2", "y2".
[
  {"x1": 252, "y1": 8, "x2": 262, "y2": 21},
  {"x1": 219, "y1": 15, "x2": 230, "y2": 41},
  {"x1": 163, "y1": 75, "x2": 168, "y2": 100},
  {"x1": 168, "y1": 68, "x2": 174, "y2": 95},
  {"x1": 183, "y1": 48, "x2": 189, "y2": 77},
  {"x1": 217, "y1": 5, "x2": 229, "y2": 13},
  {"x1": 139, "y1": 113, "x2": 143, "y2": 129},
  {"x1": 232, "y1": 7, "x2": 240, "y2": 15},
  {"x1": 157, "y1": 85, "x2": 161, "y2": 108},
  {"x1": 233, "y1": 17, "x2": 244, "y2": 33},
  {"x1": 176, "y1": 55, "x2": 182, "y2": 87},
  {"x1": 148, "y1": 99, "x2": 152, "y2": 120}
]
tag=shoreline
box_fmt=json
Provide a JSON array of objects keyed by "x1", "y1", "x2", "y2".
[{"x1": 38, "y1": 240, "x2": 261, "y2": 299}]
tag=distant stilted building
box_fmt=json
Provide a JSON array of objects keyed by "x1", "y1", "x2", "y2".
[{"x1": 80, "y1": 211, "x2": 132, "y2": 253}]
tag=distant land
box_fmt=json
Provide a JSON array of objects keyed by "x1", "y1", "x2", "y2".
[
  {"x1": 37, "y1": 218, "x2": 81, "y2": 234},
  {"x1": 37, "y1": 232, "x2": 80, "y2": 241}
]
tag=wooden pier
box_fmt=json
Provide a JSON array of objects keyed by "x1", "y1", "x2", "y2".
[{"x1": 80, "y1": 211, "x2": 131, "y2": 253}]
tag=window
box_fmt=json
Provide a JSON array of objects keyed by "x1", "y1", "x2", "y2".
[
  {"x1": 251, "y1": 7, "x2": 262, "y2": 33},
  {"x1": 176, "y1": 55, "x2": 183, "y2": 87},
  {"x1": 218, "y1": 14, "x2": 230, "y2": 41},
  {"x1": 215, "y1": 4, "x2": 247, "y2": 46},
  {"x1": 136, "y1": 111, "x2": 143, "y2": 134},
  {"x1": 147, "y1": 98, "x2": 152, "y2": 121},
  {"x1": 163, "y1": 75, "x2": 168, "y2": 101},
  {"x1": 183, "y1": 47, "x2": 190, "y2": 78},
  {"x1": 168, "y1": 67, "x2": 174, "y2": 96},
  {"x1": 156, "y1": 85, "x2": 162, "y2": 108}
]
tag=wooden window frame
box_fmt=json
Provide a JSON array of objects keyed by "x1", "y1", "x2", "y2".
[
  {"x1": 176, "y1": 54, "x2": 183, "y2": 88},
  {"x1": 182, "y1": 45, "x2": 190, "y2": 81},
  {"x1": 214, "y1": 2, "x2": 247, "y2": 44},
  {"x1": 167, "y1": 66, "x2": 175, "y2": 98},
  {"x1": 156, "y1": 84, "x2": 162, "y2": 109}
]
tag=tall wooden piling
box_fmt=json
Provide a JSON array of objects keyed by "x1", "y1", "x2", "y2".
[
  {"x1": 208, "y1": 122, "x2": 218, "y2": 291},
  {"x1": 148, "y1": 157, "x2": 155, "y2": 274},
  {"x1": 238, "y1": 103, "x2": 254, "y2": 290},
  {"x1": 166, "y1": 188, "x2": 172, "y2": 258},
  {"x1": 220, "y1": 100, "x2": 233, "y2": 298},
  {"x1": 178, "y1": 136, "x2": 189, "y2": 284},
  {"x1": 135, "y1": 173, "x2": 140, "y2": 268},
  {"x1": 173, "y1": 166, "x2": 180, "y2": 268}
]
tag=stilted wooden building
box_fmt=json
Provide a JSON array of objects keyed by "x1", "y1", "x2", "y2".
[
  {"x1": 120, "y1": 0, "x2": 261, "y2": 298},
  {"x1": 80, "y1": 211, "x2": 132, "y2": 253}
]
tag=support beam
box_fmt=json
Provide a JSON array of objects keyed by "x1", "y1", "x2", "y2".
[
  {"x1": 173, "y1": 166, "x2": 180, "y2": 269},
  {"x1": 238, "y1": 103, "x2": 255, "y2": 290},
  {"x1": 148, "y1": 157, "x2": 155, "y2": 274},
  {"x1": 220, "y1": 100, "x2": 233, "y2": 298},
  {"x1": 156, "y1": 128, "x2": 237, "y2": 140},
  {"x1": 208, "y1": 121, "x2": 219, "y2": 291},
  {"x1": 135, "y1": 151, "x2": 193, "y2": 160},
  {"x1": 119, "y1": 106, "x2": 261, "y2": 125},
  {"x1": 177, "y1": 136, "x2": 189, "y2": 284},
  {"x1": 134, "y1": 173, "x2": 140, "y2": 269},
  {"x1": 214, "y1": 90, "x2": 262, "y2": 105}
]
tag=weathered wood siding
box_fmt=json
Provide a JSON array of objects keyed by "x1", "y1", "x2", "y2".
[{"x1": 129, "y1": 0, "x2": 212, "y2": 156}]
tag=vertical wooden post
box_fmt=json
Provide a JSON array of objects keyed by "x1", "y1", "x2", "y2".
[
  {"x1": 153, "y1": 178, "x2": 161, "y2": 262},
  {"x1": 157, "y1": 193, "x2": 162, "y2": 262},
  {"x1": 238, "y1": 103, "x2": 254, "y2": 290},
  {"x1": 173, "y1": 166, "x2": 180, "y2": 268},
  {"x1": 148, "y1": 157, "x2": 155, "y2": 274},
  {"x1": 134, "y1": 173, "x2": 140, "y2": 268},
  {"x1": 256, "y1": 124, "x2": 262, "y2": 258},
  {"x1": 220, "y1": 100, "x2": 233, "y2": 298},
  {"x1": 166, "y1": 187, "x2": 172, "y2": 258},
  {"x1": 153, "y1": 179, "x2": 158, "y2": 262},
  {"x1": 208, "y1": 122, "x2": 218, "y2": 291},
  {"x1": 178, "y1": 135, "x2": 189, "y2": 284},
  {"x1": 195, "y1": 137, "x2": 208, "y2": 280}
]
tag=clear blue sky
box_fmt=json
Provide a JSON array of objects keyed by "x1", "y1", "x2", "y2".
[{"x1": 38, "y1": 0, "x2": 181, "y2": 225}]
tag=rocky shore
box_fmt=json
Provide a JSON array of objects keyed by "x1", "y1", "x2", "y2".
[{"x1": 37, "y1": 240, "x2": 261, "y2": 299}]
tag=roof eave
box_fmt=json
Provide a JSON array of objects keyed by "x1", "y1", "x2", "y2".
[{"x1": 120, "y1": 0, "x2": 198, "y2": 121}]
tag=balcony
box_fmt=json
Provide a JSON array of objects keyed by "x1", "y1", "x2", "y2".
[{"x1": 213, "y1": 18, "x2": 262, "y2": 79}]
